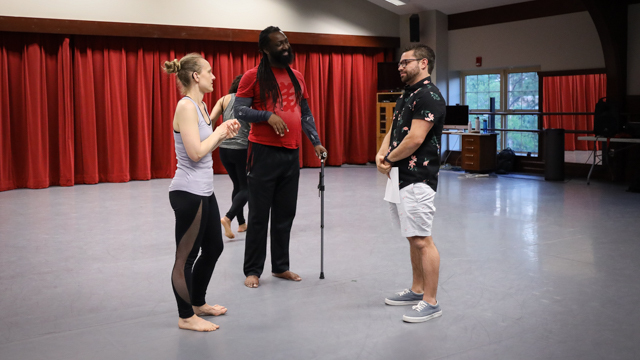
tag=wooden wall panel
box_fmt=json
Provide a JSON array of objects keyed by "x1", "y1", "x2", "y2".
[{"x1": 0, "y1": 16, "x2": 399, "y2": 48}]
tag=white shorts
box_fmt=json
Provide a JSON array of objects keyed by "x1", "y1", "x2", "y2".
[{"x1": 389, "y1": 183, "x2": 436, "y2": 238}]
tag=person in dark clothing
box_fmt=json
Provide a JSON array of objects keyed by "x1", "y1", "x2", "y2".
[{"x1": 210, "y1": 74, "x2": 250, "y2": 239}]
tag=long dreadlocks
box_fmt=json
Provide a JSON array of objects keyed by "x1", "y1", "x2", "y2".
[{"x1": 257, "y1": 26, "x2": 303, "y2": 111}]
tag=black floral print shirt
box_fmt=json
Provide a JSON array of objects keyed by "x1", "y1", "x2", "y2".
[{"x1": 388, "y1": 76, "x2": 446, "y2": 192}]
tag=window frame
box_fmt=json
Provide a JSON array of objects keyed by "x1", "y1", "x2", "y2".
[{"x1": 461, "y1": 70, "x2": 504, "y2": 113}]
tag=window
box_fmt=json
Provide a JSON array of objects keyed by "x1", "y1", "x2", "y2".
[
  {"x1": 465, "y1": 74, "x2": 500, "y2": 110},
  {"x1": 464, "y1": 73, "x2": 502, "y2": 150},
  {"x1": 462, "y1": 68, "x2": 540, "y2": 154},
  {"x1": 506, "y1": 72, "x2": 539, "y2": 153}
]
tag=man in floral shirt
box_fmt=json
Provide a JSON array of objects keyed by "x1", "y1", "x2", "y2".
[{"x1": 376, "y1": 44, "x2": 446, "y2": 323}]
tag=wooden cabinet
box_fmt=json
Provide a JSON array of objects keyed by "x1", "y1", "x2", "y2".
[
  {"x1": 376, "y1": 92, "x2": 402, "y2": 150},
  {"x1": 461, "y1": 133, "x2": 497, "y2": 172}
]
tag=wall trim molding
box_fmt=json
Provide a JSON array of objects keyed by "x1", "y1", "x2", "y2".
[
  {"x1": 449, "y1": 0, "x2": 640, "y2": 31},
  {"x1": 538, "y1": 68, "x2": 606, "y2": 77},
  {"x1": 0, "y1": 16, "x2": 400, "y2": 49},
  {"x1": 448, "y1": 0, "x2": 587, "y2": 30}
]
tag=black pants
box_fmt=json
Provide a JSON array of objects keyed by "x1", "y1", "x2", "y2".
[
  {"x1": 244, "y1": 143, "x2": 300, "y2": 277},
  {"x1": 169, "y1": 190, "x2": 224, "y2": 319},
  {"x1": 219, "y1": 147, "x2": 248, "y2": 224}
]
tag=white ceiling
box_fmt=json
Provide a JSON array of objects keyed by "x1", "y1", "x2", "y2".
[{"x1": 366, "y1": 0, "x2": 532, "y2": 15}]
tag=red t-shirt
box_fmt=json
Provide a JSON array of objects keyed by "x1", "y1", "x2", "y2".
[{"x1": 236, "y1": 66, "x2": 309, "y2": 149}]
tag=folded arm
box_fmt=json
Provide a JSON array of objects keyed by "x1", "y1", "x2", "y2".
[{"x1": 386, "y1": 119, "x2": 433, "y2": 163}]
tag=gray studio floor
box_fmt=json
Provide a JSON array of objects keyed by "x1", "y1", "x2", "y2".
[{"x1": 1, "y1": 166, "x2": 640, "y2": 360}]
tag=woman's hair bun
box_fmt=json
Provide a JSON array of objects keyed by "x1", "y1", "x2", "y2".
[{"x1": 163, "y1": 59, "x2": 181, "y2": 74}]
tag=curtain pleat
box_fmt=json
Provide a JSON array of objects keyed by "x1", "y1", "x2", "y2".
[
  {"x1": 73, "y1": 40, "x2": 99, "y2": 184},
  {"x1": 57, "y1": 37, "x2": 75, "y2": 186},
  {"x1": 0, "y1": 36, "x2": 13, "y2": 191},
  {"x1": 1, "y1": 32, "x2": 387, "y2": 191},
  {"x1": 126, "y1": 40, "x2": 154, "y2": 180}
]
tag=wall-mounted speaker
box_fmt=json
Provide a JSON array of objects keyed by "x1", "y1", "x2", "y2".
[{"x1": 409, "y1": 14, "x2": 419, "y2": 42}]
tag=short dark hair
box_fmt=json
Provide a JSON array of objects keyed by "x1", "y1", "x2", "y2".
[
  {"x1": 228, "y1": 74, "x2": 243, "y2": 94},
  {"x1": 404, "y1": 44, "x2": 435, "y2": 74}
]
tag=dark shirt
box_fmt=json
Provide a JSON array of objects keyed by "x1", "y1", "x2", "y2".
[{"x1": 388, "y1": 76, "x2": 446, "y2": 192}]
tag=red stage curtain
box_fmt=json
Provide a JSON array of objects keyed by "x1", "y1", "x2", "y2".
[
  {"x1": 294, "y1": 46, "x2": 387, "y2": 166},
  {"x1": 0, "y1": 33, "x2": 73, "y2": 190},
  {"x1": 543, "y1": 74, "x2": 606, "y2": 151},
  {"x1": 0, "y1": 32, "x2": 390, "y2": 191}
]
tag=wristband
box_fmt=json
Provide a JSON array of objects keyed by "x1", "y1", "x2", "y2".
[{"x1": 384, "y1": 154, "x2": 394, "y2": 165}]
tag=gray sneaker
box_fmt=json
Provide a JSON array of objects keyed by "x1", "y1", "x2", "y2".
[
  {"x1": 402, "y1": 300, "x2": 442, "y2": 323},
  {"x1": 384, "y1": 289, "x2": 424, "y2": 306}
]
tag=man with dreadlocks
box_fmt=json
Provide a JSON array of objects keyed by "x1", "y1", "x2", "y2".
[{"x1": 234, "y1": 26, "x2": 327, "y2": 288}]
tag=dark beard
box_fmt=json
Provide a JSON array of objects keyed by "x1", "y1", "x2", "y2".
[
  {"x1": 271, "y1": 48, "x2": 295, "y2": 66},
  {"x1": 400, "y1": 66, "x2": 419, "y2": 85}
]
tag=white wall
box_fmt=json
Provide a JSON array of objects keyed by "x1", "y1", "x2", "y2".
[
  {"x1": 0, "y1": 0, "x2": 399, "y2": 37},
  {"x1": 448, "y1": 12, "x2": 604, "y2": 72},
  {"x1": 628, "y1": 4, "x2": 640, "y2": 96},
  {"x1": 399, "y1": 12, "x2": 607, "y2": 104},
  {"x1": 447, "y1": 7, "x2": 639, "y2": 96},
  {"x1": 434, "y1": 11, "x2": 449, "y2": 97},
  {"x1": 3, "y1": 1, "x2": 637, "y2": 95}
]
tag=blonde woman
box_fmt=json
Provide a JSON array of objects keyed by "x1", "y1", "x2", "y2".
[{"x1": 163, "y1": 53, "x2": 240, "y2": 332}]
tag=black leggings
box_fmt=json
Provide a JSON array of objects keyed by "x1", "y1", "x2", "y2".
[
  {"x1": 169, "y1": 190, "x2": 224, "y2": 319},
  {"x1": 219, "y1": 147, "x2": 248, "y2": 225}
]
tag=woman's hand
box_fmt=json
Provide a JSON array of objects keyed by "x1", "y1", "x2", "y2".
[{"x1": 215, "y1": 119, "x2": 240, "y2": 139}]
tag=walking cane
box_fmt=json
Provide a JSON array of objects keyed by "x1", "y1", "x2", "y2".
[{"x1": 318, "y1": 152, "x2": 327, "y2": 279}]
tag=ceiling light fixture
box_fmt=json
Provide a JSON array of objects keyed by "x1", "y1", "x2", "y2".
[{"x1": 385, "y1": 0, "x2": 406, "y2": 6}]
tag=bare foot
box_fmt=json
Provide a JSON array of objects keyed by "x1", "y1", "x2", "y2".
[
  {"x1": 193, "y1": 303, "x2": 227, "y2": 316},
  {"x1": 272, "y1": 270, "x2": 302, "y2": 281},
  {"x1": 237, "y1": 223, "x2": 247, "y2": 233},
  {"x1": 178, "y1": 315, "x2": 219, "y2": 332},
  {"x1": 220, "y1": 217, "x2": 235, "y2": 239},
  {"x1": 244, "y1": 275, "x2": 259, "y2": 288}
]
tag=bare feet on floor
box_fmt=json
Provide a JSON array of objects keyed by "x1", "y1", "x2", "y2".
[
  {"x1": 178, "y1": 315, "x2": 219, "y2": 332},
  {"x1": 220, "y1": 217, "x2": 235, "y2": 239},
  {"x1": 193, "y1": 303, "x2": 227, "y2": 316},
  {"x1": 244, "y1": 275, "x2": 259, "y2": 288},
  {"x1": 237, "y1": 223, "x2": 247, "y2": 233},
  {"x1": 272, "y1": 270, "x2": 302, "y2": 281}
]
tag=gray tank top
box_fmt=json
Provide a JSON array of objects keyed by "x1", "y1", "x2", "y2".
[
  {"x1": 169, "y1": 96, "x2": 214, "y2": 196},
  {"x1": 219, "y1": 94, "x2": 250, "y2": 149}
]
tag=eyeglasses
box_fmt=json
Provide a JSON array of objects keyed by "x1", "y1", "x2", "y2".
[{"x1": 397, "y1": 58, "x2": 425, "y2": 68}]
